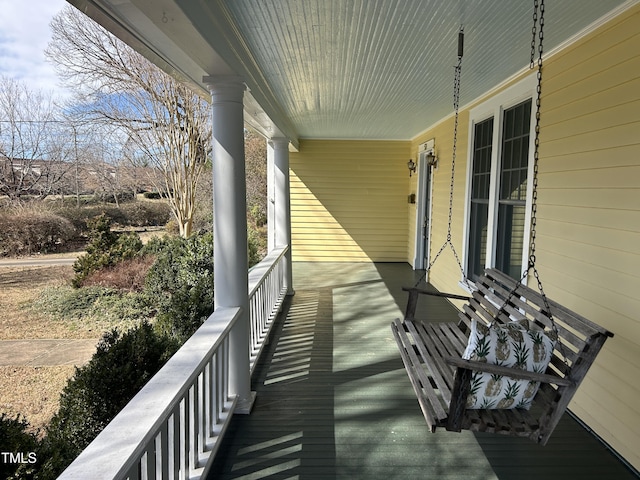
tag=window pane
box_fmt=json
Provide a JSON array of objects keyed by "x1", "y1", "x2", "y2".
[
  {"x1": 469, "y1": 201, "x2": 489, "y2": 281},
  {"x1": 468, "y1": 117, "x2": 493, "y2": 280},
  {"x1": 496, "y1": 203, "x2": 526, "y2": 279},
  {"x1": 496, "y1": 99, "x2": 531, "y2": 279}
]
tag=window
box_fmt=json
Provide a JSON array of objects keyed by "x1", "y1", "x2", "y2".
[{"x1": 464, "y1": 76, "x2": 536, "y2": 283}]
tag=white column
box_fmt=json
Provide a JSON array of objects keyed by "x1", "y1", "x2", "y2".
[
  {"x1": 270, "y1": 137, "x2": 294, "y2": 294},
  {"x1": 203, "y1": 75, "x2": 254, "y2": 413},
  {"x1": 267, "y1": 141, "x2": 276, "y2": 252}
]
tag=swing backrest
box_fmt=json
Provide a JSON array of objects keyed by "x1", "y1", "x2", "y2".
[{"x1": 459, "y1": 268, "x2": 614, "y2": 443}]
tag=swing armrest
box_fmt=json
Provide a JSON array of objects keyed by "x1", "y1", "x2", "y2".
[
  {"x1": 445, "y1": 357, "x2": 573, "y2": 386},
  {"x1": 402, "y1": 287, "x2": 471, "y2": 301},
  {"x1": 402, "y1": 287, "x2": 471, "y2": 321}
]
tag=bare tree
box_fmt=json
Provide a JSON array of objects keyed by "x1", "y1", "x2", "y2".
[
  {"x1": 46, "y1": 6, "x2": 211, "y2": 237},
  {"x1": 82, "y1": 133, "x2": 125, "y2": 206},
  {"x1": 0, "y1": 76, "x2": 71, "y2": 201}
]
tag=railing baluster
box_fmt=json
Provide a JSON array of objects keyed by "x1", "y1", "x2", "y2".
[
  {"x1": 204, "y1": 359, "x2": 211, "y2": 440},
  {"x1": 126, "y1": 461, "x2": 139, "y2": 480},
  {"x1": 159, "y1": 421, "x2": 169, "y2": 480},
  {"x1": 170, "y1": 407, "x2": 180, "y2": 480},
  {"x1": 190, "y1": 383, "x2": 198, "y2": 472},
  {"x1": 222, "y1": 336, "x2": 229, "y2": 404},
  {"x1": 216, "y1": 349, "x2": 222, "y2": 422},
  {"x1": 144, "y1": 438, "x2": 156, "y2": 480},
  {"x1": 180, "y1": 396, "x2": 188, "y2": 479},
  {"x1": 198, "y1": 371, "x2": 205, "y2": 459}
]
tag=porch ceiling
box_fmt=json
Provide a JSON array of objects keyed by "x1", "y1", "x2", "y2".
[{"x1": 69, "y1": 0, "x2": 630, "y2": 143}]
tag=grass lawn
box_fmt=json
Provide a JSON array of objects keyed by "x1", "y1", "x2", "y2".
[
  {"x1": 0, "y1": 262, "x2": 154, "y2": 434},
  {"x1": 0, "y1": 265, "x2": 85, "y2": 339}
]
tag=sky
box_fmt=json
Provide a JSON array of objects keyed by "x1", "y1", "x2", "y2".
[{"x1": 0, "y1": 0, "x2": 69, "y2": 97}]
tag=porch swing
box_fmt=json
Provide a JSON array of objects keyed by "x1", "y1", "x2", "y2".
[{"x1": 391, "y1": 0, "x2": 613, "y2": 445}]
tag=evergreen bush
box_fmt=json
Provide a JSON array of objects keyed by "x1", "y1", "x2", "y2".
[
  {"x1": 93, "y1": 191, "x2": 135, "y2": 204},
  {"x1": 38, "y1": 322, "x2": 179, "y2": 479},
  {"x1": 72, "y1": 214, "x2": 143, "y2": 287},
  {"x1": 0, "y1": 414, "x2": 40, "y2": 480},
  {"x1": 143, "y1": 233, "x2": 214, "y2": 341},
  {"x1": 142, "y1": 191, "x2": 162, "y2": 199}
]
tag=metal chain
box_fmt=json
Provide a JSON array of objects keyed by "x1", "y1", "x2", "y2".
[
  {"x1": 416, "y1": 26, "x2": 468, "y2": 288},
  {"x1": 495, "y1": 1, "x2": 544, "y2": 315},
  {"x1": 528, "y1": 0, "x2": 544, "y2": 278},
  {"x1": 528, "y1": 0, "x2": 566, "y2": 364},
  {"x1": 530, "y1": 0, "x2": 539, "y2": 69},
  {"x1": 448, "y1": 45, "x2": 463, "y2": 244},
  {"x1": 494, "y1": 0, "x2": 568, "y2": 368},
  {"x1": 528, "y1": 0, "x2": 544, "y2": 271}
]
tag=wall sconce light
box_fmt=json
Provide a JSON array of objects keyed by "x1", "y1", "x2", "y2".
[
  {"x1": 407, "y1": 159, "x2": 416, "y2": 177},
  {"x1": 426, "y1": 152, "x2": 438, "y2": 168}
]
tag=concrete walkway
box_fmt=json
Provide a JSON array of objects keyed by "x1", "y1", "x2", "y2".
[
  {"x1": 0, "y1": 256, "x2": 78, "y2": 267},
  {"x1": 0, "y1": 339, "x2": 98, "y2": 367}
]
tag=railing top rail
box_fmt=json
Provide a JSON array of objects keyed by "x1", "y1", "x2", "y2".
[
  {"x1": 248, "y1": 245, "x2": 289, "y2": 297},
  {"x1": 58, "y1": 306, "x2": 242, "y2": 480}
]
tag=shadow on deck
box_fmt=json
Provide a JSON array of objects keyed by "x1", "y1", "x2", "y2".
[{"x1": 210, "y1": 262, "x2": 637, "y2": 479}]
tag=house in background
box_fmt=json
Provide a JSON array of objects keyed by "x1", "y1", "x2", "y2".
[{"x1": 61, "y1": 0, "x2": 640, "y2": 475}]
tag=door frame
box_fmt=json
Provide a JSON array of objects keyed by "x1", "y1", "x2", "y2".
[{"x1": 413, "y1": 139, "x2": 435, "y2": 272}]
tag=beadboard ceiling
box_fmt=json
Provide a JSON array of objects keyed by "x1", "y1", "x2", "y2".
[{"x1": 69, "y1": 0, "x2": 632, "y2": 144}]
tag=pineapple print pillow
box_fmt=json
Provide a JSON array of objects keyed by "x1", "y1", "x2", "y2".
[{"x1": 462, "y1": 319, "x2": 557, "y2": 409}]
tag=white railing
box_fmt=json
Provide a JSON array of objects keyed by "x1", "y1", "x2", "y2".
[
  {"x1": 58, "y1": 246, "x2": 290, "y2": 480},
  {"x1": 248, "y1": 245, "x2": 289, "y2": 374}
]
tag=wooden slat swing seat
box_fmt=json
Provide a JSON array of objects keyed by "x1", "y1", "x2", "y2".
[
  {"x1": 392, "y1": 2, "x2": 614, "y2": 445},
  {"x1": 391, "y1": 269, "x2": 614, "y2": 445}
]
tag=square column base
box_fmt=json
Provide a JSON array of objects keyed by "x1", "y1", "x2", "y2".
[{"x1": 235, "y1": 391, "x2": 257, "y2": 415}]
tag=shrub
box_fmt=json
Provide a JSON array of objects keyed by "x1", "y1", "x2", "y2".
[
  {"x1": 72, "y1": 214, "x2": 143, "y2": 287},
  {"x1": 249, "y1": 204, "x2": 267, "y2": 227},
  {"x1": 119, "y1": 201, "x2": 172, "y2": 227},
  {"x1": 82, "y1": 255, "x2": 156, "y2": 292},
  {"x1": 0, "y1": 414, "x2": 40, "y2": 480},
  {"x1": 54, "y1": 205, "x2": 127, "y2": 234},
  {"x1": 164, "y1": 218, "x2": 177, "y2": 235},
  {"x1": 29, "y1": 285, "x2": 155, "y2": 334},
  {"x1": 0, "y1": 211, "x2": 76, "y2": 256},
  {"x1": 248, "y1": 225, "x2": 267, "y2": 267},
  {"x1": 93, "y1": 191, "x2": 135, "y2": 204},
  {"x1": 143, "y1": 233, "x2": 214, "y2": 341},
  {"x1": 38, "y1": 322, "x2": 179, "y2": 478},
  {"x1": 54, "y1": 201, "x2": 171, "y2": 235}
]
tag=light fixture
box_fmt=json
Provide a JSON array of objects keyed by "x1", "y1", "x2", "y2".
[
  {"x1": 426, "y1": 152, "x2": 438, "y2": 168},
  {"x1": 407, "y1": 159, "x2": 416, "y2": 177}
]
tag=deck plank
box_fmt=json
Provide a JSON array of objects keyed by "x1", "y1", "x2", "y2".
[{"x1": 209, "y1": 263, "x2": 637, "y2": 480}]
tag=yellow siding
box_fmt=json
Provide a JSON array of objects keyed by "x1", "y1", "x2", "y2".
[
  {"x1": 406, "y1": 4, "x2": 640, "y2": 469},
  {"x1": 534, "y1": 4, "x2": 640, "y2": 468},
  {"x1": 290, "y1": 140, "x2": 410, "y2": 262}
]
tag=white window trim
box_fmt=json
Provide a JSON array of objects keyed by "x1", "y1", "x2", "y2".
[{"x1": 460, "y1": 73, "x2": 538, "y2": 291}]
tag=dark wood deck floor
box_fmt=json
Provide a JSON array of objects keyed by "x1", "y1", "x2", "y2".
[{"x1": 210, "y1": 262, "x2": 638, "y2": 479}]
